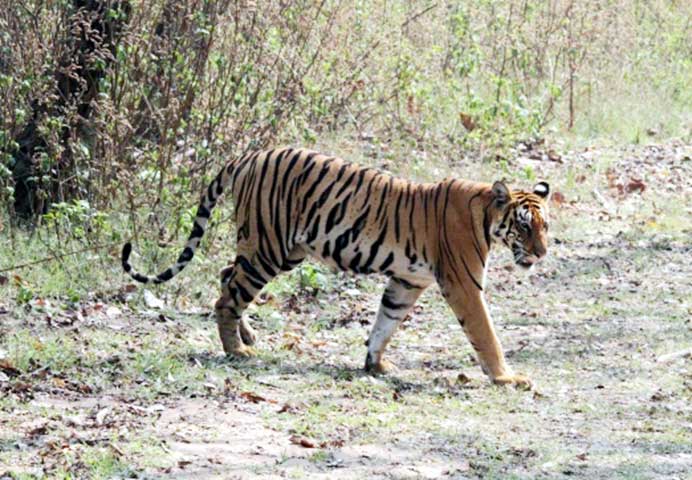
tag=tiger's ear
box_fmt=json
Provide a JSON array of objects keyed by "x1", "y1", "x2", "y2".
[
  {"x1": 491, "y1": 181, "x2": 510, "y2": 206},
  {"x1": 533, "y1": 181, "x2": 550, "y2": 199}
]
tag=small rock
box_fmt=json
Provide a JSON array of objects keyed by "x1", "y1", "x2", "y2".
[{"x1": 143, "y1": 290, "x2": 165, "y2": 309}]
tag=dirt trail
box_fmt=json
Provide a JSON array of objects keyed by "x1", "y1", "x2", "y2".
[{"x1": 1, "y1": 143, "x2": 690, "y2": 479}]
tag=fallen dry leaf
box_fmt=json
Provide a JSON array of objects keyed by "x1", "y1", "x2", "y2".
[
  {"x1": 626, "y1": 178, "x2": 646, "y2": 193},
  {"x1": 547, "y1": 149, "x2": 563, "y2": 163},
  {"x1": 277, "y1": 402, "x2": 301, "y2": 414},
  {"x1": 27, "y1": 422, "x2": 49, "y2": 437},
  {"x1": 406, "y1": 95, "x2": 418, "y2": 115},
  {"x1": 290, "y1": 435, "x2": 316, "y2": 448},
  {"x1": 11, "y1": 381, "x2": 33, "y2": 393},
  {"x1": 532, "y1": 390, "x2": 548, "y2": 400},
  {"x1": 282, "y1": 332, "x2": 302, "y2": 352},
  {"x1": 456, "y1": 373, "x2": 471, "y2": 385},
  {"x1": 320, "y1": 439, "x2": 345, "y2": 448},
  {"x1": 223, "y1": 377, "x2": 234, "y2": 396},
  {"x1": 551, "y1": 191, "x2": 566, "y2": 206},
  {"x1": 0, "y1": 359, "x2": 21, "y2": 378},
  {"x1": 650, "y1": 390, "x2": 668, "y2": 401},
  {"x1": 459, "y1": 112, "x2": 476, "y2": 131},
  {"x1": 240, "y1": 391, "x2": 276, "y2": 404}
]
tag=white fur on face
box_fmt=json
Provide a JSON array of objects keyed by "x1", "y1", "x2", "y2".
[{"x1": 517, "y1": 207, "x2": 532, "y2": 224}]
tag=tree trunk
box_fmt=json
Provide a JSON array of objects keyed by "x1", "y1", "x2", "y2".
[{"x1": 11, "y1": 0, "x2": 130, "y2": 220}]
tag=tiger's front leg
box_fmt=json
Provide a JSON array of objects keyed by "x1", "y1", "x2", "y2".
[
  {"x1": 365, "y1": 278, "x2": 426, "y2": 374},
  {"x1": 445, "y1": 290, "x2": 532, "y2": 389}
]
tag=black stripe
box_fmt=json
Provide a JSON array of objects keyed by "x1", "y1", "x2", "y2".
[
  {"x1": 301, "y1": 159, "x2": 333, "y2": 211},
  {"x1": 256, "y1": 251, "x2": 277, "y2": 277},
  {"x1": 237, "y1": 256, "x2": 266, "y2": 284},
  {"x1": 483, "y1": 205, "x2": 492, "y2": 247},
  {"x1": 404, "y1": 240, "x2": 417, "y2": 265},
  {"x1": 392, "y1": 277, "x2": 423, "y2": 290},
  {"x1": 236, "y1": 282, "x2": 254, "y2": 303},
  {"x1": 197, "y1": 204, "x2": 211, "y2": 218},
  {"x1": 306, "y1": 215, "x2": 321, "y2": 243},
  {"x1": 362, "y1": 222, "x2": 388, "y2": 271},
  {"x1": 190, "y1": 222, "x2": 204, "y2": 238},
  {"x1": 298, "y1": 154, "x2": 318, "y2": 185},
  {"x1": 177, "y1": 247, "x2": 194, "y2": 263},
  {"x1": 467, "y1": 191, "x2": 485, "y2": 267},
  {"x1": 378, "y1": 252, "x2": 394, "y2": 271},
  {"x1": 316, "y1": 180, "x2": 337, "y2": 208},
  {"x1": 409, "y1": 186, "x2": 417, "y2": 248},
  {"x1": 336, "y1": 169, "x2": 358, "y2": 197},
  {"x1": 348, "y1": 206, "x2": 371, "y2": 242},
  {"x1": 375, "y1": 182, "x2": 389, "y2": 221},
  {"x1": 281, "y1": 150, "x2": 302, "y2": 195},
  {"x1": 394, "y1": 190, "x2": 403, "y2": 242},
  {"x1": 133, "y1": 272, "x2": 149, "y2": 283},
  {"x1": 361, "y1": 174, "x2": 377, "y2": 207},
  {"x1": 348, "y1": 252, "x2": 363, "y2": 271},
  {"x1": 325, "y1": 193, "x2": 352, "y2": 234},
  {"x1": 157, "y1": 269, "x2": 174, "y2": 282},
  {"x1": 382, "y1": 294, "x2": 407, "y2": 310}
]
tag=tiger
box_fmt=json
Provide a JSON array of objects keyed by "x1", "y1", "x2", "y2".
[{"x1": 122, "y1": 147, "x2": 551, "y2": 388}]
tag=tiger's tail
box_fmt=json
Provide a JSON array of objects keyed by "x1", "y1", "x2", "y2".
[{"x1": 121, "y1": 164, "x2": 230, "y2": 284}]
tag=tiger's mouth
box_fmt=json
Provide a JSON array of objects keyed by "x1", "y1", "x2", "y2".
[
  {"x1": 512, "y1": 245, "x2": 530, "y2": 268},
  {"x1": 513, "y1": 246, "x2": 538, "y2": 269}
]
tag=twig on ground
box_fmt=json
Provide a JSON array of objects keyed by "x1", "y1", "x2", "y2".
[
  {"x1": 0, "y1": 243, "x2": 119, "y2": 274},
  {"x1": 657, "y1": 349, "x2": 692, "y2": 363},
  {"x1": 591, "y1": 188, "x2": 614, "y2": 213}
]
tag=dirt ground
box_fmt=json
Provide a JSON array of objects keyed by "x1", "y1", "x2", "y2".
[{"x1": 1, "y1": 142, "x2": 690, "y2": 479}]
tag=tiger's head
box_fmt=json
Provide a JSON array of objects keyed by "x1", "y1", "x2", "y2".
[{"x1": 489, "y1": 181, "x2": 551, "y2": 270}]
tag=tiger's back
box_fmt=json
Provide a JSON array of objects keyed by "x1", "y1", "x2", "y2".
[{"x1": 228, "y1": 148, "x2": 445, "y2": 284}]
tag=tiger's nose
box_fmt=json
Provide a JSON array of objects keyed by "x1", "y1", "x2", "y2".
[{"x1": 535, "y1": 245, "x2": 547, "y2": 259}]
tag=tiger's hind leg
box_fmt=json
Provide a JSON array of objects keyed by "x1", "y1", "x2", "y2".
[
  {"x1": 365, "y1": 277, "x2": 427, "y2": 374},
  {"x1": 215, "y1": 255, "x2": 275, "y2": 356},
  {"x1": 217, "y1": 247, "x2": 306, "y2": 353}
]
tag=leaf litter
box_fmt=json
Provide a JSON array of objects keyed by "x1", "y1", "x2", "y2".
[{"x1": 0, "y1": 142, "x2": 690, "y2": 478}]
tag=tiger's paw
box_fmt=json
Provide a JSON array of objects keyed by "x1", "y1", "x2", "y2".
[
  {"x1": 492, "y1": 374, "x2": 532, "y2": 390},
  {"x1": 226, "y1": 343, "x2": 257, "y2": 358},
  {"x1": 364, "y1": 354, "x2": 397, "y2": 375}
]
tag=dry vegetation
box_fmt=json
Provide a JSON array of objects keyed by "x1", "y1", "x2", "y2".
[{"x1": 0, "y1": 1, "x2": 690, "y2": 478}]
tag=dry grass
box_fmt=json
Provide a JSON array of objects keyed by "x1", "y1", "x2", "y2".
[{"x1": 0, "y1": 141, "x2": 690, "y2": 479}]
